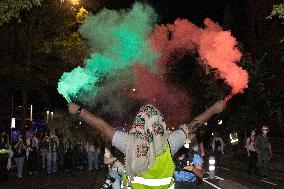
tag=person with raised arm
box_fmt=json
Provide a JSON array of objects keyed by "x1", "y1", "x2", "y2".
[{"x1": 68, "y1": 101, "x2": 225, "y2": 189}]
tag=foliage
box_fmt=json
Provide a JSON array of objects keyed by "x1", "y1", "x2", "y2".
[
  {"x1": 267, "y1": 3, "x2": 284, "y2": 42},
  {"x1": 0, "y1": 0, "x2": 43, "y2": 25},
  {"x1": 76, "y1": 7, "x2": 88, "y2": 23},
  {"x1": 224, "y1": 53, "x2": 284, "y2": 132},
  {"x1": 0, "y1": 0, "x2": 89, "y2": 91}
]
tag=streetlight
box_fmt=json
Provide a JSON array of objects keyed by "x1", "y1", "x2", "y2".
[
  {"x1": 11, "y1": 118, "x2": 15, "y2": 129},
  {"x1": 70, "y1": 0, "x2": 79, "y2": 5},
  {"x1": 46, "y1": 111, "x2": 50, "y2": 123},
  {"x1": 30, "y1": 105, "x2": 33, "y2": 121},
  {"x1": 51, "y1": 112, "x2": 54, "y2": 121}
]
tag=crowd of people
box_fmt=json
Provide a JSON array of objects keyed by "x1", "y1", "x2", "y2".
[
  {"x1": 0, "y1": 130, "x2": 105, "y2": 179},
  {"x1": 0, "y1": 101, "x2": 273, "y2": 189}
]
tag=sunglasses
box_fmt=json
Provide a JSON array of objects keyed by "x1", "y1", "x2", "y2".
[{"x1": 262, "y1": 129, "x2": 269, "y2": 131}]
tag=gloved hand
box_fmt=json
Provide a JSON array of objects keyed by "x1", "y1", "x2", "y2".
[{"x1": 67, "y1": 103, "x2": 80, "y2": 115}]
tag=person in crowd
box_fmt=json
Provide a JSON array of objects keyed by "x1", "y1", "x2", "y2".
[
  {"x1": 74, "y1": 138, "x2": 85, "y2": 170},
  {"x1": 26, "y1": 132, "x2": 39, "y2": 175},
  {"x1": 68, "y1": 100, "x2": 225, "y2": 189},
  {"x1": 39, "y1": 131, "x2": 49, "y2": 169},
  {"x1": 255, "y1": 125, "x2": 272, "y2": 179},
  {"x1": 103, "y1": 143, "x2": 125, "y2": 189},
  {"x1": 57, "y1": 132, "x2": 65, "y2": 170},
  {"x1": 173, "y1": 146, "x2": 203, "y2": 189},
  {"x1": 47, "y1": 130, "x2": 59, "y2": 174},
  {"x1": 211, "y1": 132, "x2": 225, "y2": 167},
  {"x1": 13, "y1": 134, "x2": 26, "y2": 178},
  {"x1": 246, "y1": 129, "x2": 258, "y2": 175},
  {"x1": 63, "y1": 130, "x2": 74, "y2": 171},
  {"x1": 0, "y1": 133, "x2": 9, "y2": 182},
  {"x1": 86, "y1": 137, "x2": 100, "y2": 171}
]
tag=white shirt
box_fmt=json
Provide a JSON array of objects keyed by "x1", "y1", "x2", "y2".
[{"x1": 111, "y1": 130, "x2": 186, "y2": 156}]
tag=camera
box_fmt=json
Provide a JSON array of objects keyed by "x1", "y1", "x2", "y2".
[
  {"x1": 175, "y1": 148, "x2": 194, "y2": 172},
  {"x1": 100, "y1": 174, "x2": 116, "y2": 189}
]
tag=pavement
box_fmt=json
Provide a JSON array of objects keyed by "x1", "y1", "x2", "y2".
[
  {"x1": 1, "y1": 151, "x2": 283, "y2": 189},
  {"x1": 197, "y1": 150, "x2": 284, "y2": 189}
]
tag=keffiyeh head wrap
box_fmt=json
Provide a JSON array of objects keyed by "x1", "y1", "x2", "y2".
[{"x1": 126, "y1": 104, "x2": 169, "y2": 176}]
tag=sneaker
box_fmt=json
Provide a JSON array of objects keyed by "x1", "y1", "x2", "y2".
[
  {"x1": 17, "y1": 174, "x2": 23, "y2": 178},
  {"x1": 28, "y1": 172, "x2": 33, "y2": 175}
]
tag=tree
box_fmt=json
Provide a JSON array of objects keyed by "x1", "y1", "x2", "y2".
[
  {"x1": 267, "y1": 3, "x2": 284, "y2": 42},
  {"x1": 0, "y1": 0, "x2": 89, "y2": 130},
  {"x1": 0, "y1": 0, "x2": 42, "y2": 25}
]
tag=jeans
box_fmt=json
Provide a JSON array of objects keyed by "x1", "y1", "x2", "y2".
[
  {"x1": 40, "y1": 149, "x2": 48, "y2": 169},
  {"x1": 47, "y1": 152, "x2": 57, "y2": 173},
  {"x1": 109, "y1": 169, "x2": 123, "y2": 189},
  {"x1": 87, "y1": 151, "x2": 98, "y2": 171},
  {"x1": 14, "y1": 157, "x2": 25, "y2": 176}
]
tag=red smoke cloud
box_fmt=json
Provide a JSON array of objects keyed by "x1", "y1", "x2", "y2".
[
  {"x1": 150, "y1": 18, "x2": 248, "y2": 95},
  {"x1": 129, "y1": 64, "x2": 192, "y2": 127},
  {"x1": 129, "y1": 18, "x2": 248, "y2": 127}
]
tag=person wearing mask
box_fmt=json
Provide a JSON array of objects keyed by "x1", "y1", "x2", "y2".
[
  {"x1": 68, "y1": 101, "x2": 225, "y2": 189},
  {"x1": 47, "y1": 130, "x2": 59, "y2": 174},
  {"x1": 173, "y1": 146, "x2": 203, "y2": 189},
  {"x1": 246, "y1": 129, "x2": 258, "y2": 175},
  {"x1": 13, "y1": 134, "x2": 26, "y2": 178},
  {"x1": 255, "y1": 125, "x2": 272, "y2": 179},
  {"x1": 211, "y1": 132, "x2": 225, "y2": 167},
  {"x1": 26, "y1": 132, "x2": 39, "y2": 175}
]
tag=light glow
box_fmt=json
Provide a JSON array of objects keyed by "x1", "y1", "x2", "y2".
[
  {"x1": 70, "y1": 0, "x2": 79, "y2": 5},
  {"x1": 209, "y1": 165, "x2": 215, "y2": 171},
  {"x1": 209, "y1": 159, "x2": 216, "y2": 164}
]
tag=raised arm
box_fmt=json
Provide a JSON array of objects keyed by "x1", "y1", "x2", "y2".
[
  {"x1": 68, "y1": 103, "x2": 115, "y2": 141},
  {"x1": 187, "y1": 101, "x2": 226, "y2": 133}
]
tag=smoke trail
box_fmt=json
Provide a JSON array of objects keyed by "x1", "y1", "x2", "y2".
[
  {"x1": 149, "y1": 18, "x2": 248, "y2": 95},
  {"x1": 57, "y1": 3, "x2": 159, "y2": 102}
]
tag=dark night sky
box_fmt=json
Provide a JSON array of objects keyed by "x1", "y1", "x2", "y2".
[{"x1": 102, "y1": 0, "x2": 227, "y2": 26}]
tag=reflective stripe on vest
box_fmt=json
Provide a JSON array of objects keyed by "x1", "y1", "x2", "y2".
[{"x1": 132, "y1": 176, "x2": 173, "y2": 186}]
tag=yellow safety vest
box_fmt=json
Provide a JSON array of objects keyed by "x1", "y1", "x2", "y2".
[{"x1": 128, "y1": 145, "x2": 175, "y2": 189}]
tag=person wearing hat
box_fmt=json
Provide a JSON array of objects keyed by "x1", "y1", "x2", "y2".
[
  {"x1": 68, "y1": 101, "x2": 225, "y2": 188},
  {"x1": 255, "y1": 125, "x2": 272, "y2": 179}
]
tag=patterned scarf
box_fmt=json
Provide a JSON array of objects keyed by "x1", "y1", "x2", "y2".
[{"x1": 125, "y1": 104, "x2": 169, "y2": 176}]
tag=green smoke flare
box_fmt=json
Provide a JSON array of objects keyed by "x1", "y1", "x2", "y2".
[{"x1": 57, "y1": 3, "x2": 159, "y2": 103}]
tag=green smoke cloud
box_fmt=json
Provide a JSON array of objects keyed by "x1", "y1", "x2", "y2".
[{"x1": 57, "y1": 3, "x2": 159, "y2": 103}]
